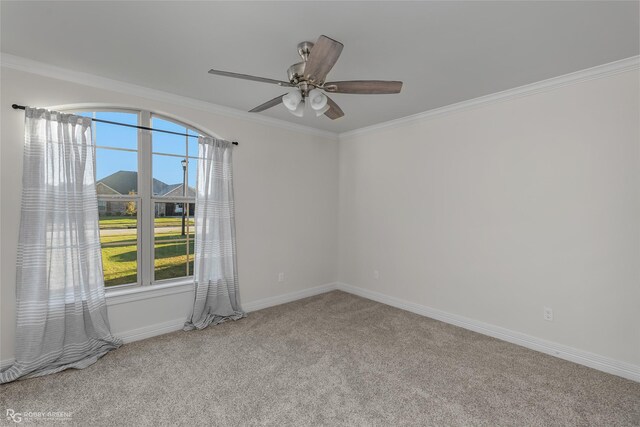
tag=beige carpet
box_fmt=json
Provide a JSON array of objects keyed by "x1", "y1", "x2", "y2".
[{"x1": 1, "y1": 290, "x2": 639, "y2": 426}]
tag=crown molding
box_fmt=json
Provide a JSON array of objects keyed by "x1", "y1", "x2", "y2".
[
  {"x1": 0, "y1": 52, "x2": 339, "y2": 141},
  {"x1": 339, "y1": 55, "x2": 640, "y2": 140},
  {"x1": 3, "y1": 52, "x2": 637, "y2": 142}
]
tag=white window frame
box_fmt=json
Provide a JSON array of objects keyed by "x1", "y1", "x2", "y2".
[
  {"x1": 70, "y1": 107, "x2": 209, "y2": 292},
  {"x1": 148, "y1": 112, "x2": 198, "y2": 286}
]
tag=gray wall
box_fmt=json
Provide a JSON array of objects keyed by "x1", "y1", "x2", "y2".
[{"x1": 339, "y1": 70, "x2": 640, "y2": 366}]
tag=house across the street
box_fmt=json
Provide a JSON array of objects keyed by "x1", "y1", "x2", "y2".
[{"x1": 96, "y1": 170, "x2": 195, "y2": 217}]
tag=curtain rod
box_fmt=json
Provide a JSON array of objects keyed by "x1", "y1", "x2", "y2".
[{"x1": 11, "y1": 104, "x2": 238, "y2": 146}]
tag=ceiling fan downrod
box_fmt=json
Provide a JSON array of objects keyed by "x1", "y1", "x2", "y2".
[{"x1": 287, "y1": 41, "x2": 314, "y2": 87}]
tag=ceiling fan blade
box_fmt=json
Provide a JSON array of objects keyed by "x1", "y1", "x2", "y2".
[
  {"x1": 323, "y1": 80, "x2": 403, "y2": 94},
  {"x1": 304, "y1": 35, "x2": 344, "y2": 85},
  {"x1": 208, "y1": 69, "x2": 293, "y2": 87},
  {"x1": 324, "y1": 96, "x2": 344, "y2": 120},
  {"x1": 249, "y1": 94, "x2": 287, "y2": 113}
]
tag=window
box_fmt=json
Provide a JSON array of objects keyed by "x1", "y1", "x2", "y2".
[
  {"x1": 79, "y1": 109, "x2": 205, "y2": 288},
  {"x1": 150, "y1": 116, "x2": 197, "y2": 282}
]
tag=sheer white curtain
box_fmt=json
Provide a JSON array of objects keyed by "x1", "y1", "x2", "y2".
[
  {"x1": 184, "y1": 136, "x2": 245, "y2": 330},
  {"x1": 0, "y1": 108, "x2": 121, "y2": 383}
]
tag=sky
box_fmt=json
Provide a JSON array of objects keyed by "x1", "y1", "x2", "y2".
[{"x1": 79, "y1": 111, "x2": 198, "y2": 187}]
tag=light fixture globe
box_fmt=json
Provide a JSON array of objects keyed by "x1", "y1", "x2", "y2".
[
  {"x1": 290, "y1": 100, "x2": 305, "y2": 117},
  {"x1": 282, "y1": 90, "x2": 303, "y2": 111},
  {"x1": 308, "y1": 89, "x2": 328, "y2": 111},
  {"x1": 315, "y1": 104, "x2": 330, "y2": 116}
]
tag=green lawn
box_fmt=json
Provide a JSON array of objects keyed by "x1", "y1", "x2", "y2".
[
  {"x1": 101, "y1": 243, "x2": 138, "y2": 286},
  {"x1": 99, "y1": 216, "x2": 195, "y2": 286},
  {"x1": 101, "y1": 237, "x2": 195, "y2": 287},
  {"x1": 100, "y1": 231, "x2": 195, "y2": 245},
  {"x1": 99, "y1": 216, "x2": 194, "y2": 229}
]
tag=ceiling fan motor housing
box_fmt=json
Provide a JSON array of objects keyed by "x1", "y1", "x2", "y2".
[
  {"x1": 287, "y1": 62, "x2": 306, "y2": 85},
  {"x1": 288, "y1": 41, "x2": 316, "y2": 89}
]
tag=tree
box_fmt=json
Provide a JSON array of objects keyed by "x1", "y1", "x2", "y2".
[{"x1": 125, "y1": 190, "x2": 137, "y2": 216}]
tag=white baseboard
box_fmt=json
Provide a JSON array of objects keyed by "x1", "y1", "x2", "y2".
[
  {"x1": 243, "y1": 282, "x2": 338, "y2": 312},
  {"x1": 117, "y1": 282, "x2": 339, "y2": 343},
  {"x1": 116, "y1": 318, "x2": 187, "y2": 344},
  {"x1": 335, "y1": 282, "x2": 640, "y2": 383}
]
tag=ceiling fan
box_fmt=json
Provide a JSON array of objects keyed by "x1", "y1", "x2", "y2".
[{"x1": 208, "y1": 35, "x2": 403, "y2": 120}]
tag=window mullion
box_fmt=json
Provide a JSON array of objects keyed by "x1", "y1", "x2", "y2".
[{"x1": 139, "y1": 111, "x2": 153, "y2": 286}]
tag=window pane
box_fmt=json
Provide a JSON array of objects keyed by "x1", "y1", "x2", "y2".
[
  {"x1": 187, "y1": 129, "x2": 199, "y2": 158},
  {"x1": 95, "y1": 112, "x2": 138, "y2": 150},
  {"x1": 96, "y1": 148, "x2": 138, "y2": 195},
  {"x1": 99, "y1": 202, "x2": 138, "y2": 287},
  {"x1": 154, "y1": 202, "x2": 194, "y2": 281},
  {"x1": 151, "y1": 117, "x2": 187, "y2": 156},
  {"x1": 188, "y1": 158, "x2": 196, "y2": 189},
  {"x1": 154, "y1": 203, "x2": 194, "y2": 235},
  {"x1": 154, "y1": 240, "x2": 196, "y2": 281},
  {"x1": 153, "y1": 155, "x2": 195, "y2": 198}
]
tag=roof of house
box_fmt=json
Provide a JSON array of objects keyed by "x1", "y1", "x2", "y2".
[
  {"x1": 97, "y1": 171, "x2": 194, "y2": 197},
  {"x1": 95, "y1": 181, "x2": 120, "y2": 195},
  {"x1": 162, "y1": 184, "x2": 196, "y2": 198}
]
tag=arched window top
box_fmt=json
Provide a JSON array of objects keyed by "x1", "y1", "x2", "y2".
[{"x1": 56, "y1": 104, "x2": 222, "y2": 139}]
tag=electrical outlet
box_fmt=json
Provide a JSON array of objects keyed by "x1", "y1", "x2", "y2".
[
  {"x1": 278, "y1": 272, "x2": 285, "y2": 283},
  {"x1": 543, "y1": 307, "x2": 553, "y2": 321},
  {"x1": 373, "y1": 270, "x2": 380, "y2": 280}
]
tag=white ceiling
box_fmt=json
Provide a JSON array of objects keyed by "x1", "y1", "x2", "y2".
[{"x1": 1, "y1": 1, "x2": 638, "y2": 133}]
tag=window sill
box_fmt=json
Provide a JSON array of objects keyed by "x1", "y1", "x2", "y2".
[{"x1": 105, "y1": 279, "x2": 195, "y2": 307}]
